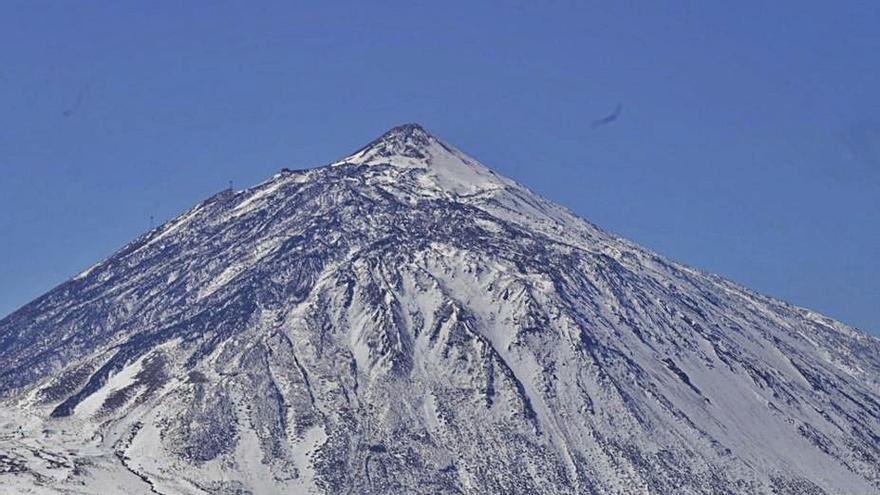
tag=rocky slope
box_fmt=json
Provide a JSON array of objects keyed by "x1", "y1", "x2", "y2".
[{"x1": 1, "y1": 124, "x2": 878, "y2": 494}]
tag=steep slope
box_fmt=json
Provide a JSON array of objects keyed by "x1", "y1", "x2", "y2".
[{"x1": 1, "y1": 124, "x2": 878, "y2": 494}]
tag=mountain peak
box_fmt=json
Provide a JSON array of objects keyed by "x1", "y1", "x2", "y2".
[
  {"x1": 341, "y1": 123, "x2": 454, "y2": 168},
  {"x1": 337, "y1": 123, "x2": 506, "y2": 195},
  {"x1": 369, "y1": 122, "x2": 435, "y2": 157},
  {"x1": 381, "y1": 122, "x2": 432, "y2": 141}
]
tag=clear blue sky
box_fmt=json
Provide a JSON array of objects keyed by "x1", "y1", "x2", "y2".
[{"x1": 1, "y1": 2, "x2": 878, "y2": 333}]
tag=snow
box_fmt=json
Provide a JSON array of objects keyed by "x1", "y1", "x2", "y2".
[
  {"x1": 0, "y1": 406, "x2": 154, "y2": 495},
  {"x1": 73, "y1": 261, "x2": 103, "y2": 281},
  {"x1": 288, "y1": 424, "x2": 327, "y2": 494},
  {"x1": 197, "y1": 236, "x2": 283, "y2": 300},
  {"x1": 338, "y1": 124, "x2": 508, "y2": 198},
  {"x1": 231, "y1": 177, "x2": 287, "y2": 215},
  {"x1": 74, "y1": 354, "x2": 146, "y2": 418},
  {"x1": 140, "y1": 202, "x2": 204, "y2": 250}
]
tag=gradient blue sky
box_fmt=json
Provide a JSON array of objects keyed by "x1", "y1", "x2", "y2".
[{"x1": 1, "y1": 1, "x2": 878, "y2": 333}]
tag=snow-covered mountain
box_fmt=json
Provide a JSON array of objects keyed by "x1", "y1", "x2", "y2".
[{"x1": 1, "y1": 124, "x2": 878, "y2": 494}]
